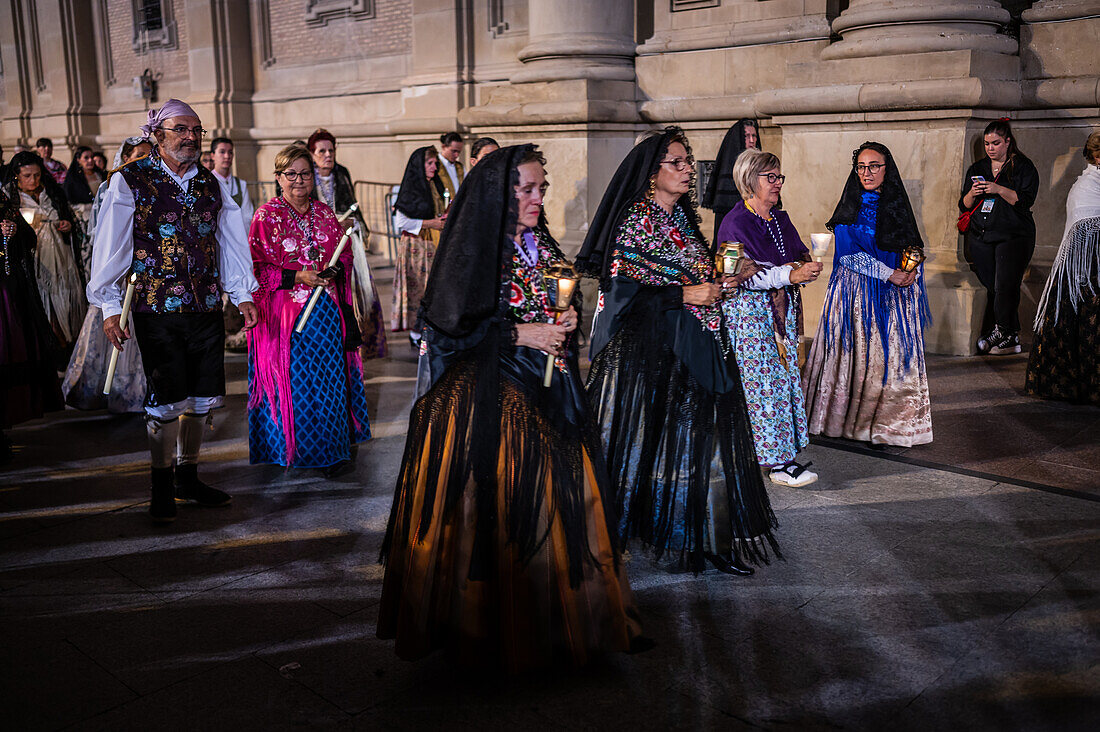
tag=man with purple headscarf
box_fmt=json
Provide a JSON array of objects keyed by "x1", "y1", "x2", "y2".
[{"x1": 87, "y1": 99, "x2": 259, "y2": 524}]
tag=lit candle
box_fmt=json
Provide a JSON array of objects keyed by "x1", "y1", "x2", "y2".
[
  {"x1": 540, "y1": 263, "x2": 581, "y2": 387},
  {"x1": 899, "y1": 245, "x2": 925, "y2": 273},
  {"x1": 19, "y1": 207, "x2": 35, "y2": 226},
  {"x1": 810, "y1": 233, "x2": 832, "y2": 263},
  {"x1": 715, "y1": 241, "x2": 745, "y2": 276}
]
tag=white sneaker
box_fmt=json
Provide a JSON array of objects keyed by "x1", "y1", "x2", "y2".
[{"x1": 769, "y1": 461, "x2": 818, "y2": 488}]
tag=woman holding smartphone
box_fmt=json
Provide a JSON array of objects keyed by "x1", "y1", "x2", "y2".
[{"x1": 960, "y1": 119, "x2": 1040, "y2": 355}]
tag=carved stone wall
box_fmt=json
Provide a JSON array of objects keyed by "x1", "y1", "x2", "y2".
[{"x1": 1, "y1": 0, "x2": 1096, "y2": 353}]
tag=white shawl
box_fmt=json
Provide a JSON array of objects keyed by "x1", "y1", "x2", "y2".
[{"x1": 1034, "y1": 164, "x2": 1100, "y2": 331}]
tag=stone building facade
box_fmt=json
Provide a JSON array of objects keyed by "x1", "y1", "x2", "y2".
[{"x1": 1, "y1": 0, "x2": 1097, "y2": 354}]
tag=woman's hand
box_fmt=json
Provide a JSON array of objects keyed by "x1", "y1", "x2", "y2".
[
  {"x1": 295, "y1": 269, "x2": 332, "y2": 288},
  {"x1": 0, "y1": 220, "x2": 14, "y2": 239},
  {"x1": 683, "y1": 283, "x2": 721, "y2": 306},
  {"x1": 515, "y1": 320, "x2": 571, "y2": 356},
  {"x1": 888, "y1": 268, "x2": 917, "y2": 287},
  {"x1": 789, "y1": 261, "x2": 823, "y2": 285},
  {"x1": 56, "y1": 220, "x2": 72, "y2": 234},
  {"x1": 982, "y1": 181, "x2": 1018, "y2": 205},
  {"x1": 423, "y1": 215, "x2": 446, "y2": 231},
  {"x1": 720, "y1": 260, "x2": 762, "y2": 290},
  {"x1": 557, "y1": 306, "x2": 579, "y2": 333}
]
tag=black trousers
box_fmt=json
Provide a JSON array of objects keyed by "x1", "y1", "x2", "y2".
[
  {"x1": 132, "y1": 311, "x2": 225, "y2": 407},
  {"x1": 968, "y1": 233, "x2": 1034, "y2": 333}
]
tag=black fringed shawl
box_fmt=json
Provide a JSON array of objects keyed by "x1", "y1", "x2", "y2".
[
  {"x1": 826, "y1": 141, "x2": 923, "y2": 253},
  {"x1": 579, "y1": 129, "x2": 779, "y2": 570},
  {"x1": 381, "y1": 144, "x2": 610, "y2": 587}
]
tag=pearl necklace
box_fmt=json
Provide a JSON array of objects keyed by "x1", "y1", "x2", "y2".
[{"x1": 746, "y1": 201, "x2": 788, "y2": 260}]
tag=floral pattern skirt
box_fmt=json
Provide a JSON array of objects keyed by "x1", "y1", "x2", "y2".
[
  {"x1": 391, "y1": 232, "x2": 436, "y2": 332},
  {"x1": 723, "y1": 289, "x2": 809, "y2": 467}
]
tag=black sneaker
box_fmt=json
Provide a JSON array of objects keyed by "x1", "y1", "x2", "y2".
[
  {"x1": 150, "y1": 467, "x2": 177, "y2": 523},
  {"x1": 976, "y1": 326, "x2": 1004, "y2": 354},
  {"x1": 174, "y1": 463, "x2": 232, "y2": 507},
  {"x1": 989, "y1": 330, "x2": 1021, "y2": 355}
]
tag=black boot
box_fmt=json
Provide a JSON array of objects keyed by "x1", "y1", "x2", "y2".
[
  {"x1": 174, "y1": 463, "x2": 232, "y2": 507},
  {"x1": 150, "y1": 467, "x2": 177, "y2": 524},
  {"x1": 704, "y1": 551, "x2": 754, "y2": 576}
]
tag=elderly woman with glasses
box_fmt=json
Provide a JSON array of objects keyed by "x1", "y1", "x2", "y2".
[
  {"x1": 247, "y1": 145, "x2": 371, "y2": 477},
  {"x1": 802, "y1": 141, "x2": 932, "y2": 448},
  {"x1": 578, "y1": 126, "x2": 780, "y2": 577},
  {"x1": 717, "y1": 149, "x2": 822, "y2": 487}
]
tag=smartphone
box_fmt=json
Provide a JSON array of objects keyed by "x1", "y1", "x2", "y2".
[{"x1": 971, "y1": 175, "x2": 985, "y2": 184}]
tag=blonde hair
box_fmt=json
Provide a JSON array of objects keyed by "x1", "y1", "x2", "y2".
[
  {"x1": 731, "y1": 148, "x2": 781, "y2": 200},
  {"x1": 273, "y1": 144, "x2": 314, "y2": 175},
  {"x1": 1084, "y1": 130, "x2": 1100, "y2": 165}
]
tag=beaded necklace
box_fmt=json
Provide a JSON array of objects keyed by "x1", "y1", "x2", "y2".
[
  {"x1": 283, "y1": 197, "x2": 319, "y2": 263},
  {"x1": 746, "y1": 201, "x2": 788, "y2": 260}
]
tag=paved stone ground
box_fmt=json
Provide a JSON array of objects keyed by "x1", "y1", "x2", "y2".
[{"x1": 2, "y1": 280, "x2": 1098, "y2": 730}]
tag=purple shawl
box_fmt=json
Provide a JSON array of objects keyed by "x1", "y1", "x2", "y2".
[
  {"x1": 716, "y1": 201, "x2": 809, "y2": 338},
  {"x1": 716, "y1": 201, "x2": 807, "y2": 266}
]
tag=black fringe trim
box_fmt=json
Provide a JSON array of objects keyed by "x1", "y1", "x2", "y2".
[
  {"x1": 586, "y1": 296, "x2": 781, "y2": 570},
  {"x1": 380, "y1": 350, "x2": 613, "y2": 588}
]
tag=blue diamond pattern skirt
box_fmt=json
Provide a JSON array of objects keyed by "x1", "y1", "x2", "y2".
[{"x1": 249, "y1": 294, "x2": 371, "y2": 468}]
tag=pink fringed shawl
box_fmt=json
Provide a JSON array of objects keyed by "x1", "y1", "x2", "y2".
[{"x1": 246, "y1": 197, "x2": 363, "y2": 461}]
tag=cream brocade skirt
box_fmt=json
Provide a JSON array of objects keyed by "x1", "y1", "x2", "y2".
[{"x1": 801, "y1": 279, "x2": 932, "y2": 448}]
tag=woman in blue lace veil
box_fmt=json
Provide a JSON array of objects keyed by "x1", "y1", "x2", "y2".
[{"x1": 801, "y1": 141, "x2": 933, "y2": 448}]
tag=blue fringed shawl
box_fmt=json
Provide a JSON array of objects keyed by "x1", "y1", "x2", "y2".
[{"x1": 823, "y1": 191, "x2": 931, "y2": 378}]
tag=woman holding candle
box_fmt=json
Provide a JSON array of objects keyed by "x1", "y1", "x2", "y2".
[
  {"x1": 62, "y1": 137, "x2": 151, "y2": 413},
  {"x1": 1025, "y1": 130, "x2": 1100, "y2": 405},
  {"x1": 391, "y1": 146, "x2": 446, "y2": 344},
  {"x1": 379, "y1": 144, "x2": 646, "y2": 670},
  {"x1": 247, "y1": 144, "x2": 371, "y2": 476},
  {"x1": 0, "y1": 188, "x2": 63, "y2": 462},
  {"x1": 3, "y1": 151, "x2": 86, "y2": 351},
  {"x1": 717, "y1": 149, "x2": 822, "y2": 486},
  {"x1": 802, "y1": 141, "x2": 932, "y2": 448},
  {"x1": 578, "y1": 126, "x2": 779, "y2": 577}
]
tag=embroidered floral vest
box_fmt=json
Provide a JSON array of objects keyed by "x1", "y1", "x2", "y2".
[{"x1": 121, "y1": 154, "x2": 222, "y2": 314}]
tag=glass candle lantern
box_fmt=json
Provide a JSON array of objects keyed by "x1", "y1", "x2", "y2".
[
  {"x1": 899, "y1": 245, "x2": 925, "y2": 273},
  {"x1": 715, "y1": 241, "x2": 745, "y2": 276}
]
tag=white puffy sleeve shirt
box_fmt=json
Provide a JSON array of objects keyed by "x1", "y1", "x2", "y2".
[{"x1": 87, "y1": 162, "x2": 259, "y2": 319}]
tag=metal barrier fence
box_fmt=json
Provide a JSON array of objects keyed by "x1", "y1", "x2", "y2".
[{"x1": 244, "y1": 179, "x2": 401, "y2": 266}]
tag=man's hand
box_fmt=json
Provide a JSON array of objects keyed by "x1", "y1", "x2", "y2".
[
  {"x1": 238, "y1": 301, "x2": 259, "y2": 331},
  {"x1": 56, "y1": 220, "x2": 72, "y2": 234},
  {"x1": 103, "y1": 314, "x2": 130, "y2": 352}
]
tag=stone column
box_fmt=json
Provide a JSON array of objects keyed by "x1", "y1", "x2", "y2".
[
  {"x1": 182, "y1": 0, "x2": 257, "y2": 179},
  {"x1": 823, "y1": 0, "x2": 1015, "y2": 60},
  {"x1": 459, "y1": 0, "x2": 639, "y2": 255},
  {"x1": 764, "y1": 0, "x2": 1024, "y2": 354},
  {"x1": 512, "y1": 0, "x2": 634, "y2": 83}
]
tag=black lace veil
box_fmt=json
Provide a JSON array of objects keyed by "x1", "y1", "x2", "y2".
[
  {"x1": 575, "y1": 126, "x2": 703, "y2": 281},
  {"x1": 826, "y1": 141, "x2": 923, "y2": 253}
]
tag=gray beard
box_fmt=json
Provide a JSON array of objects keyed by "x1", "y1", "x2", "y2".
[{"x1": 170, "y1": 142, "x2": 200, "y2": 165}]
